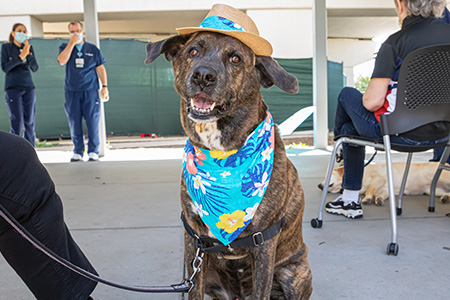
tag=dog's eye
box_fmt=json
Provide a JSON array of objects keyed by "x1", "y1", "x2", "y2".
[
  {"x1": 230, "y1": 55, "x2": 241, "y2": 64},
  {"x1": 189, "y1": 48, "x2": 199, "y2": 57}
]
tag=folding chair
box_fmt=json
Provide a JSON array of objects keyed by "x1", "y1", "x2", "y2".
[
  {"x1": 310, "y1": 44, "x2": 450, "y2": 256},
  {"x1": 429, "y1": 140, "x2": 450, "y2": 208}
]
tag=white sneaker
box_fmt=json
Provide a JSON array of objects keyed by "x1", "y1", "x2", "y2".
[
  {"x1": 325, "y1": 195, "x2": 363, "y2": 219},
  {"x1": 70, "y1": 153, "x2": 83, "y2": 162},
  {"x1": 88, "y1": 152, "x2": 99, "y2": 161}
]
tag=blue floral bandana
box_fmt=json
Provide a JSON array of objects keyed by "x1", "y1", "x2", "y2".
[
  {"x1": 199, "y1": 16, "x2": 246, "y2": 32},
  {"x1": 182, "y1": 112, "x2": 275, "y2": 245}
]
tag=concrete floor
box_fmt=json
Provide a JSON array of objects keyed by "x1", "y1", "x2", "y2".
[{"x1": 1, "y1": 143, "x2": 449, "y2": 300}]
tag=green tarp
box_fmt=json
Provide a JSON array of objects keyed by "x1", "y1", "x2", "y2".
[{"x1": 0, "y1": 38, "x2": 344, "y2": 139}]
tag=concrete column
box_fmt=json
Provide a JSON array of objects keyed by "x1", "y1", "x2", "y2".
[
  {"x1": 313, "y1": 0, "x2": 329, "y2": 149},
  {"x1": 29, "y1": 17, "x2": 44, "y2": 37},
  {"x1": 344, "y1": 66, "x2": 355, "y2": 86},
  {"x1": 83, "y1": 0, "x2": 107, "y2": 157}
]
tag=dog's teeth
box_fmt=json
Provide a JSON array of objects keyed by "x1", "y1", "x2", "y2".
[
  {"x1": 210, "y1": 102, "x2": 216, "y2": 110},
  {"x1": 190, "y1": 98, "x2": 195, "y2": 108}
]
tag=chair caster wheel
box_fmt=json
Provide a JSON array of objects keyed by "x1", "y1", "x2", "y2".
[
  {"x1": 428, "y1": 206, "x2": 435, "y2": 212},
  {"x1": 310, "y1": 218, "x2": 322, "y2": 228},
  {"x1": 396, "y1": 207, "x2": 402, "y2": 216},
  {"x1": 387, "y1": 243, "x2": 399, "y2": 256}
]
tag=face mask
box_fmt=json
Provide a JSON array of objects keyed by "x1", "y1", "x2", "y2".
[
  {"x1": 70, "y1": 32, "x2": 83, "y2": 44},
  {"x1": 14, "y1": 32, "x2": 27, "y2": 44}
]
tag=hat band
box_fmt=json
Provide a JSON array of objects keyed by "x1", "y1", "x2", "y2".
[{"x1": 198, "y1": 16, "x2": 247, "y2": 32}]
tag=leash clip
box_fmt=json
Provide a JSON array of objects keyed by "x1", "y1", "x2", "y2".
[{"x1": 186, "y1": 247, "x2": 204, "y2": 292}]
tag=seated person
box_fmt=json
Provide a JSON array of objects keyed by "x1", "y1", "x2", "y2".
[
  {"x1": 0, "y1": 131, "x2": 97, "y2": 300},
  {"x1": 431, "y1": 6, "x2": 450, "y2": 164},
  {"x1": 326, "y1": 0, "x2": 450, "y2": 219}
]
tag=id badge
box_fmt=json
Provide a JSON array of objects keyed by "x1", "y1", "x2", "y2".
[{"x1": 75, "y1": 58, "x2": 84, "y2": 68}]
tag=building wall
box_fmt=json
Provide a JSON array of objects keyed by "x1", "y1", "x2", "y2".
[
  {"x1": 247, "y1": 9, "x2": 313, "y2": 59},
  {"x1": 1, "y1": 1, "x2": 448, "y2": 88}
]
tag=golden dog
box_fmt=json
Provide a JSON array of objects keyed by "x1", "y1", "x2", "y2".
[{"x1": 318, "y1": 162, "x2": 450, "y2": 205}]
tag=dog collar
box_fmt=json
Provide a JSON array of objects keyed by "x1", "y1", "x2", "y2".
[
  {"x1": 182, "y1": 111, "x2": 275, "y2": 245},
  {"x1": 181, "y1": 213, "x2": 285, "y2": 253}
]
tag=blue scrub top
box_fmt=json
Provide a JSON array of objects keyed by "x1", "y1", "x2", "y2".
[{"x1": 59, "y1": 41, "x2": 105, "y2": 91}]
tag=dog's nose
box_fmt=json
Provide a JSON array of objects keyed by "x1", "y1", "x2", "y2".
[{"x1": 192, "y1": 66, "x2": 217, "y2": 89}]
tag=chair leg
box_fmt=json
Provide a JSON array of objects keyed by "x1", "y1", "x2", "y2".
[
  {"x1": 311, "y1": 137, "x2": 345, "y2": 229},
  {"x1": 397, "y1": 153, "x2": 413, "y2": 216},
  {"x1": 383, "y1": 135, "x2": 399, "y2": 255},
  {"x1": 429, "y1": 143, "x2": 450, "y2": 212}
]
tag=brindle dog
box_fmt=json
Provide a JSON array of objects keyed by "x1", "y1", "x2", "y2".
[{"x1": 145, "y1": 32, "x2": 312, "y2": 300}]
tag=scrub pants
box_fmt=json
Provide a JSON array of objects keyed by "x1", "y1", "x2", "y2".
[
  {"x1": 5, "y1": 87, "x2": 36, "y2": 146},
  {"x1": 64, "y1": 89, "x2": 100, "y2": 155},
  {"x1": 334, "y1": 87, "x2": 449, "y2": 191},
  {"x1": 0, "y1": 131, "x2": 97, "y2": 300}
]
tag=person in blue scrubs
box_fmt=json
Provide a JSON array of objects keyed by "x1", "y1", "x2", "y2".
[
  {"x1": 58, "y1": 21, "x2": 109, "y2": 162},
  {"x1": 1, "y1": 23, "x2": 39, "y2": 146}
]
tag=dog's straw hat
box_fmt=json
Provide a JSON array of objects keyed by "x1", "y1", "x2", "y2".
[{"x1": 176, "y1": 4, "x2": 273, "y2": 56}]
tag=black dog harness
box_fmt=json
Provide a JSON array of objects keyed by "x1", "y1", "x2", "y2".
[{"x1": 181, "y1": 213, "x2": 285, "y2": 253}]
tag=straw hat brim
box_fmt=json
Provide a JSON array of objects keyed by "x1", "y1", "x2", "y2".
[{"x1": 176, "y1": 27, "x2": 273, "y2": 57}]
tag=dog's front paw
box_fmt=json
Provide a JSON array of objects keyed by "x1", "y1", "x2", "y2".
[
  {"x1": 361, "y1": 196, "x2": 373, "y2": 205},
  {"x1": 374, "y1": 197, "x2": 385, "y2": 206},
  {"x1": 440, "y1": 194, "x2": 450, "y2": 204}
]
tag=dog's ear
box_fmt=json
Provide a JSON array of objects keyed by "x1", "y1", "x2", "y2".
[
  {"x1": 255, "y1": 56, "x2": 299, "y2": 94},
  {"x1": 145, "y1": 34, "x2": 192, "y2": 64}
]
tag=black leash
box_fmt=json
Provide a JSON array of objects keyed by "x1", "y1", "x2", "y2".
[
  {"x1": 181, "y1": 213, "x2": 285, "y2": 253},
  {"x1": 364, "y1": 150, "x2": 378, "y2": 167},
  {"x1": 0, "y1": 203, "x2": 190, "y2": 294}
]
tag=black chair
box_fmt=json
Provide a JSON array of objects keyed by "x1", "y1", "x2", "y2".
[
  {"x1": 311, "y1": 44, "x2": 450, "y2": 256},
  {"x1": 429, "y1": 140, "x2": 450, "y2": 206}
]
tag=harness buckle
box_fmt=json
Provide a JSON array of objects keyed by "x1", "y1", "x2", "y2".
[{"x1": 252, "y1": 232, "x2": 264, "y2": 246}]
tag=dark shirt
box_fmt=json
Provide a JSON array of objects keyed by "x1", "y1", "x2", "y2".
[
  {"x1": 1, "y1": 42, "x2": 38, "y2": 90},
  {"x1": 372, "y1": 15, "x2": 450, "y2": 140},
  {"x1": 0, "y1": 131, "x2": 56, "y2": 225},
  {"x1": 440, "y1": 7, "x2": 450, "y2": 24},
  {"x1": 58, "y1": 42, "x2": 105, "y2": 92},
  {"x1": 372, "y1": 15, "x2": 450, "y2": 79}
]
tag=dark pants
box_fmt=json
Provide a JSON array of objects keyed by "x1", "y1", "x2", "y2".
[
  {"x1": 334, "y1": 87, "x2": 449, "y2": 190},
  {"x1": 0, "y1": 131, "x2": 97, "y2": 300},
  {"x1": 5, "y1": 87, "x2": 36, "y2": 146},
  {"x1": 64, "y1": 89, "x2": 100, "y2": 155},
  {"x1": 431, "y1": 146, "x2": 450, "y2": 164}
]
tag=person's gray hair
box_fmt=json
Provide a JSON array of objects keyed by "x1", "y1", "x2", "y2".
[
  {"x1": 68, "y1": 21, "x2": 84, "y2": 31},
  {"x1": 402, "y1": 0, "x2": 448, "y2": 18}
]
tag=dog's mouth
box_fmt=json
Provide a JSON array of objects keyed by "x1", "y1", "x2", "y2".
[
  {"x1": 188, "y1": 93, "x2": 228, "y2": 121},
  {"x1": 191, "y1": 93, "x2": 216, "y2": 115}
]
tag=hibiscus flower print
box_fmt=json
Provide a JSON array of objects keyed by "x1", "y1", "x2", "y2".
[
  {"x1": 258, "y1": 121, "x2": 272, "y2": 137},
  {"x1": 220, "y1": 171, "x2": 231, "y2": 178},
  {"x1": 261, "y1": 146, "x2": 273, "y2": 162},
  {"x1": 269, "y1": 128, "x2": 275, "y2": 148},
  {"x1": 194, "y1": 146, "x2": 206, "y2": 166},
  {"x1": 193, "y1": 201, "x2": 209, "y2": 217},
  {"x1": 243, "y1": 203, "x2": 259, "y2": 222},
  {"x1": 186, "y1": 152, "x2": 198, "y2": 175},
  {"x1": 216, "y1": 210, "x2": 246, "y2": 233},
  {"x1": 210, "y1": 149, "x2": 238, "y2": 160},
  {"x1": 252, "y1": 172, "x2": 269, "y2": 197},
  {"x1": 193, "y1": 175, "x2": 211, "y2": 194},
  {"x1": 205, "y1": 172, "x2": 217, "y2": 181}
]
